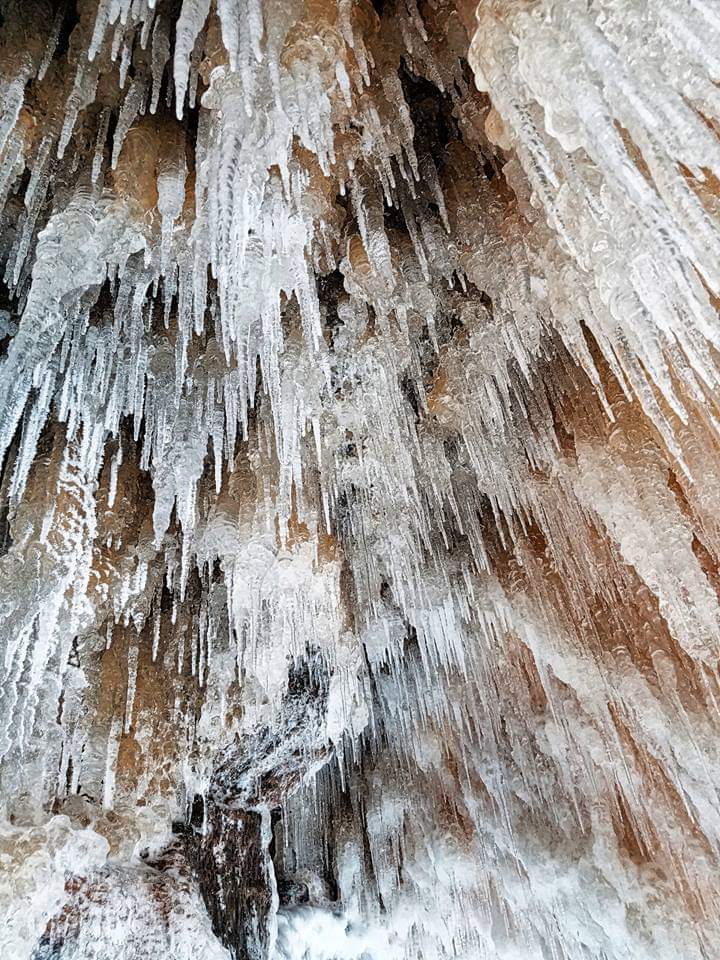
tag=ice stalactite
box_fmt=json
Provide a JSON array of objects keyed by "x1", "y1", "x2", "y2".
[{"x1": 0, "y1": 0, "x2": 720, "y2": 958}]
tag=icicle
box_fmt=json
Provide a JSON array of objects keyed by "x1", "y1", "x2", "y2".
[{"x1": 173, "y1": 0, "x2": 211, "y2": 119}]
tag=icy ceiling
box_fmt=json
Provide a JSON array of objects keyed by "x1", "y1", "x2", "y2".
[{"x1": 1, "y1": 0, "x2": 720, "y2": 957}]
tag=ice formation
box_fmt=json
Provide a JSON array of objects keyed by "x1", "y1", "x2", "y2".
[{"x1": 1, "y1": 0, "x2": 720, "y2": 957}]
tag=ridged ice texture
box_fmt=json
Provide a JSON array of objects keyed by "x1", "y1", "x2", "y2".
[{"x1": 1, "y1": 0, "x2": 720, "y2": 958}]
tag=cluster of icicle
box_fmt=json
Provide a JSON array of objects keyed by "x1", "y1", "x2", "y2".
[{"x1": 1, "y1": 0, "x2": 720, "y2": 957}]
